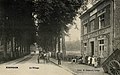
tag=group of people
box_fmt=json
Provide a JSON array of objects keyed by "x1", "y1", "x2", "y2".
[
  {"x1": 82, "y1": 55, "x2": 101, "y2": 68},
  {"x1": 87, "y1": 56, "x2": 98, "y2": 67},
  {"x1": 37, "y1": 51, "x2": 51, "y2": 64},
  {"x1": 37, "y1": 51, "x2": 63, "y2": 65},
  {"x1": 37, "y1": 51, "x2": 101, "y2": 68}
]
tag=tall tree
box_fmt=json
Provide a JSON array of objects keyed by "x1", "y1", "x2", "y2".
[
  {"x1": 0, "y1": 0, "x2": 36, "y2": 60},
  {"x1": 34, "y1": 0, "x2": 83, "y2": 52}
]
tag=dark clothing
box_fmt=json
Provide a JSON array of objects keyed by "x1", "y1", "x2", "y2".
[
  {"x1": 57, "y1": 52, "x2": 62, "y2": 65},
  {"x1": 85, "y1": 56, "x2": 88, "y2": 64},
  {"x1": 58, "y1": 59, "x2": 61, "y2": 65},
  {"x1": 97, "y1": 57, "x2": 101, "y2": 67},
  {"x1": 37, "y1": 55, "x2": 41, "y2": 63},
  {"x1": 90, "y1": 57, "x2": 92, "y2": 65},
  {"x1": 57, "y1": 52, "x2": 62, "y2": 60}
]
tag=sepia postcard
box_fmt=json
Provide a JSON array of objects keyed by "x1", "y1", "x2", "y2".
[{"x1": 0, "y1": 0, "x2": 120, "y2": 75}]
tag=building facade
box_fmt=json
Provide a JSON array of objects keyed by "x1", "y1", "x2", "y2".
[{"x1": 80, "y1": 0, "x2": 120, "y2": 64}]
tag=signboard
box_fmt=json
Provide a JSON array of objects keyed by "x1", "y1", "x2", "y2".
[{"x1": 83, "y1": 27, "x2": 110, "y2": 40}]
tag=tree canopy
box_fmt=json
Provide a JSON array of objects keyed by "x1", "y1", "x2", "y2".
[
  {"x1": 0, "y1": 0, "x2": 83, "y2": 53},
  {"x1": 34, "y1": 0, "x2": 83, "y2": 51},
  {"x1": 0, "y1": 0, "x2": 36, "y2": 59}
]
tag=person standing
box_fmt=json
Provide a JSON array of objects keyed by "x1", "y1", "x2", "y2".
[
  {"x1": 37, "y1": 53, "x2": 41, "y2": 64},
  {"x1": 46, "y1": 52, "x2": 50, "y2": 63},
  {"x1": 57, "y1": 52, "x2": 62, "y2": 65},
  {"x1": 94, "y1": 56, "x2": 98, "y2": 68},
  {"x1": 92, "y1": 56, "x2": 95, "y2": 66},
  {"x1": 37, "y1": 55, "x2": 40, "y2": 64},
  {"x1": 90, "y1": 56, "x2": 92, "y2": 66},
  {"x1": 43, "y1": 52, "x2": 47, "y2": 63},
  {"x1": 88, "y1": 56, "x2": 91, "y2": 65}
]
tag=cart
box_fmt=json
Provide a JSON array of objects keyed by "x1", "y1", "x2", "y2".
[{"x1": 102, "y1": 49, "x2": 120, "y2": 75}]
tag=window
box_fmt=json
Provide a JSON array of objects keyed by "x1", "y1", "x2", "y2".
[
  {"x1": 84, "y1": 43, "x2": 87, "y2": 47},
  {"x1": 97, "y1": 8, "x2": 106, "y2": 29},
  {"x1": 90, "y1": 20, "x2": 95, "y2": 32},
  {"x1": 99, "y1": 14, "x2": 105, "y2": 29},
  {"x1": 99, "y1": 39, "x2": 104, "y2": 58},
  {"x1": 84, "y1": 23, "x2": 88, "y2": 34},
  {"x1": 100, "y1": 40, "x2": 104, "y2": 44}
]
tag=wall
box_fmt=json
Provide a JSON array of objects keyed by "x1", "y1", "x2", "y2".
[
  {"x1": 80, "y1": 0, "x2": 112, "y2": 61},
  {"x1": 113, "y1": 0, "x2": 120, "y2": 49}
]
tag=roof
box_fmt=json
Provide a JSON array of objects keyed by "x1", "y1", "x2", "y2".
[{"x1": 80, "y1": 0, "x2": 106, "y2": 19}]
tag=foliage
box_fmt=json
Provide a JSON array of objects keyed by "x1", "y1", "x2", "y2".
[
  {"x1": 34, "y1": 0, "x2": 83, "y2": 51},
  {"x1": 0, "y1": 0, "x2": 83, "y2": 52},
  {"x1": 0, "y1": 0, "x2": 36, "y2": 59},
  {"x1": 1, "y1": 0, "x2": 36, "y2": 45}
]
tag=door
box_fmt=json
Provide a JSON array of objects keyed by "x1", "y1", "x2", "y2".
[{"x1": 91, "y1": 41, "x2": 94, "y2": 56}]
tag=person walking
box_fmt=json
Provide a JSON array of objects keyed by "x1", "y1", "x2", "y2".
[{"x1": 57, "y1": 52, "x2": 62, "y2": 65}]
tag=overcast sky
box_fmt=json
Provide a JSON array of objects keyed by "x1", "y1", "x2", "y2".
[{"x1": 65, "y1": 15, "x2": 81, "y2": 41}]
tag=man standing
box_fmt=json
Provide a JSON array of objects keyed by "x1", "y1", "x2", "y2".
[
  {"x1": 57, "y1": 52, "x2": 62, "y2": 65},
  {"x1": 37, "y1": 53, "x2": 41, "y2": 64}
]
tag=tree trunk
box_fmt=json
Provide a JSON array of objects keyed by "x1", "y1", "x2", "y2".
[
  {"x1": 58, "y1": 36, "x2": 61, "y2": 52},
  {"x1": 21, "y1": 45, "x2": 24, "y2": 56},
  {"x1": 11, "y1": 37, "x2": 14, "y2": 59},
  {"x1": 62, "y1": 34, "x2": 66, "y2": 60},
  {"x1": 14, "y1": 39, "x2": 17, "y2": 58},
  {"x1": 3, "y1": 36, "x2": 7, "y2": 60}
]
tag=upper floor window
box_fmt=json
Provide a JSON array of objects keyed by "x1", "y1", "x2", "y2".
[
  {"x1": 84, "y1": 43, "x2": 87, "y2": 55},
  {"x1": 90, "y1": 20, "x2": 95, "y2": 32},
  {"x1": 99, "y1": 14, "x2": 105, "y2": 29},
  {"x1": 84, "y1": 23, "x2": 88, "y2": 34},
  {"x1": 84, "y1": 43, "x2": 87, "y2": 47}
]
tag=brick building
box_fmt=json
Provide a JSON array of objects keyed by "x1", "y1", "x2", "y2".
[{"x1": 80, "y1": 0, "x2": 120, "y2": 64}]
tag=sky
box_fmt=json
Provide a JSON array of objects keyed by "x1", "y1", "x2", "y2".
[{"x1": 65, "y1": 15, "x2": 81, "y2": 41}]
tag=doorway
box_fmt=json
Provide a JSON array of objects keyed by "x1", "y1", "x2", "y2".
[{"x1": 91, "y1": 41, "x2": 94, "y2": 56}]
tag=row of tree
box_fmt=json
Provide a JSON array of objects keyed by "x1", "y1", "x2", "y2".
[
  {"x1": 0, "y1": 0, "x2": 36, "y2": 61},
  {"x1": 0, "y1": 0, "x2": 83, "y2": 61},
  {"x1": 34, "y1": 0, "x2": 83, "y2": 58}
]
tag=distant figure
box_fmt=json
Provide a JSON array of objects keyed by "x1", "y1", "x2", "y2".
[
  {"x1": 85, "y1": 56, "x2": 88, "y2": 64},
  {"x1": 88, "y1": 56, "x2": 91, "y2": 65},
  {"x1": 46, "y1": 52, "x2": 50, "y2": 63},
  {"x1": 82, "y1": 55, "x2": 85, "y2": 64},
  {"x1": 37, "y1": 54, "x2": 41, "y2": 64},
  {"x1": 49, "y1": 52, "x2": 51, "y2": 57},
  {"x1": 92, "y1": 56, "x2": 95, "y2": 66},
  {"x1": 97, "y1": 57, "x2": 101, "y2": 67},
  {"x1": 43, "y1": 53, "x2": 47, "y2": 63},
  {"x1": 57, "y1": 52, "x2": 62, "y2": 65},
  {"x1": 94, "y1": 56, "x2": 98, "y2": 68},
  {"x1": 90, "y1": 56, "x2": 92, "y2": 66}
]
